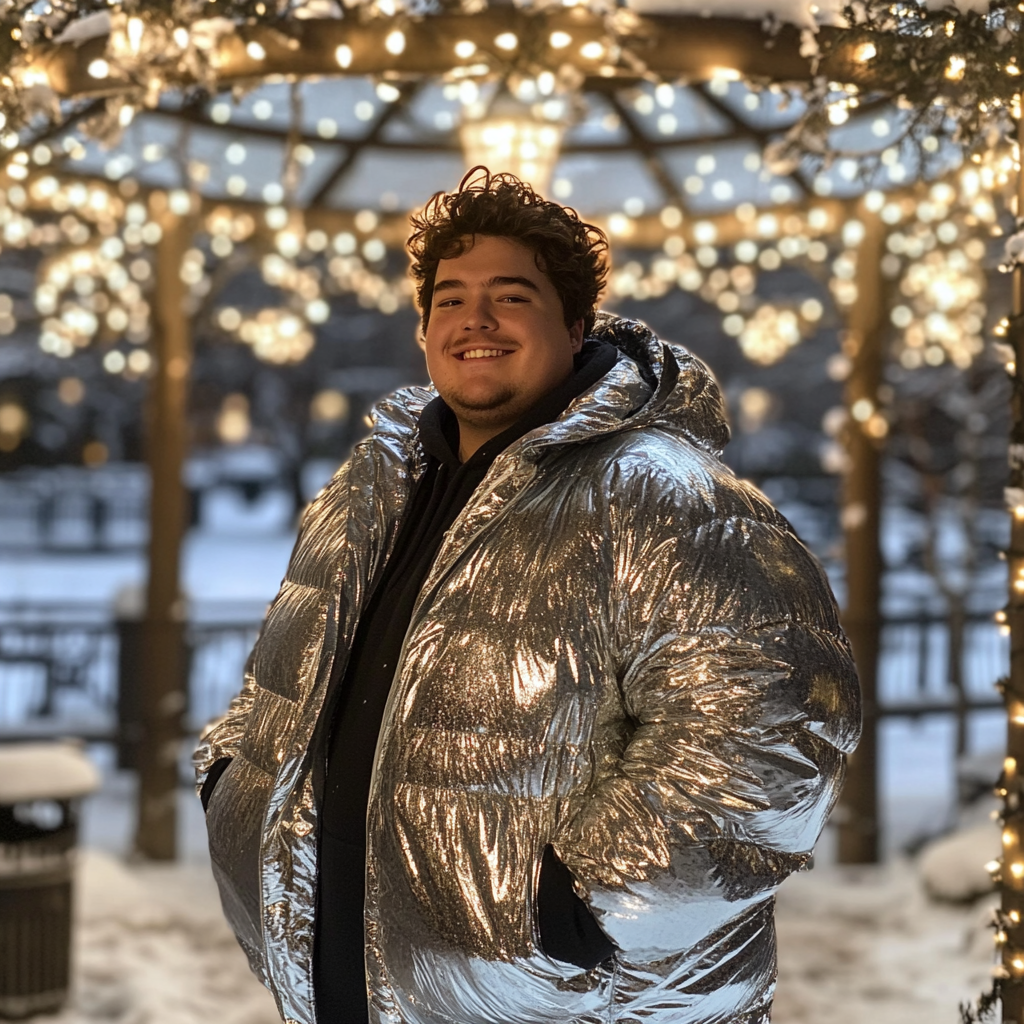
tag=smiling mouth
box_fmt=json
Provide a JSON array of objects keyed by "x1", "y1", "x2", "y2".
[{"x1": 456, "y1": 349, "x2": 514, "y2": 360}]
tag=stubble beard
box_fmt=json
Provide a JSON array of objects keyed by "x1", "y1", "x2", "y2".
[{"x1": 445, "y1": 381, "x2": 524, "y2": 428}]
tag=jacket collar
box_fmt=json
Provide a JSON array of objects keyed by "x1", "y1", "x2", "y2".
[{"x1": 367, "y1": 313, "x2": 730, "y2": 467}]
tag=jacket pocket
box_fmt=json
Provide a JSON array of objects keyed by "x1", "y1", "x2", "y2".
[
  {"x1": 535, "y1": 843, "x2": 617, "y2": 970},
  {"x1": 201, "y1": 757, "x2": 233, "y2": 812}
]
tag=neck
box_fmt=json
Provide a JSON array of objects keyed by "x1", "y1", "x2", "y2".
[{"x1": 456, "y1": 421, "x2": 511, "y2": 462}]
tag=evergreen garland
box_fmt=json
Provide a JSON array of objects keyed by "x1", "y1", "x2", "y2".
[{"x1": 771, "y1": 1, "x2": 1022, "y2": 181}]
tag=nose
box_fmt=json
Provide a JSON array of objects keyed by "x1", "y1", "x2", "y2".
[{"x1": 460, "y1": 294, "x2": 498, "y2": 332}]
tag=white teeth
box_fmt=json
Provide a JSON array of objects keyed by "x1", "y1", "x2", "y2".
[{"x1": 460, "y1": 349, "x2": 509, "y2": 360}]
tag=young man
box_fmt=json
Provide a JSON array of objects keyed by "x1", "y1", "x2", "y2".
[{"x1": 197, "y1": 169, "x2": 861, "y2": 1024}]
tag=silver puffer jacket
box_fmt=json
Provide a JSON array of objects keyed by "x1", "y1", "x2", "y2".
[{"x1": 196, "y1": 313, "x2": 861, "y2": 1024}]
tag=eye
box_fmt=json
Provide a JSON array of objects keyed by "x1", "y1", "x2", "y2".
[{"x1": 436, "y1": 297, "x2": 462, "y2": 308}]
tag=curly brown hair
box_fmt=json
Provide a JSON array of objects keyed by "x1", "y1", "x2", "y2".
[{"x1": 407, "y1": 167, "x2": 609, "y2": 337}]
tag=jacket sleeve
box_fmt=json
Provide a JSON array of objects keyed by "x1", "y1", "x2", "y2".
[
  {"x1": 192, "y1": 456, "x2": 356, "y2": 795},
  {"x1": 193, "y1": 645, "x2": 260, "y2": 795},
  {"x1": 554, "y1": 479, "x2": 861, "y2": 962}
]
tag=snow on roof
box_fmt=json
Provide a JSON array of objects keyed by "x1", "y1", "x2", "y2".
[
  {"x1": 626, "y1": 0, "x2": 992, "y2": 26},
  {"x1": 0, "y1": 742, "x2": 102, "y2": 803},
  {"x1": 625, "y1": 0, "x2": 843, "y2": 28}
]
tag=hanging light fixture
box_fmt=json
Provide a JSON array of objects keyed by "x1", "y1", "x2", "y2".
[{"x1": 459, "y1": 84, "x2": 566, "y2": 195}]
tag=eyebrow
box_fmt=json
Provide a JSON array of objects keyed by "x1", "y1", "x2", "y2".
[{"x1": 433, "y1": 275, "x2": 541, "y2": 295}]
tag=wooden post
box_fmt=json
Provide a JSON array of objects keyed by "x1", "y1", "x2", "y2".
[
  {"x1": 1001, "y1": 112, "x2": 1024, "y2": 1023},
  {"x1": 133, "y1": 202, "x2": 193, "y2": 861},
  {"x1": 836, "y1": 207, "x2": 886, "y2": 865}
]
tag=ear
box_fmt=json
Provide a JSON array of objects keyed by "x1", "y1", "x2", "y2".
[
  {"x1": 568, "y1": 318, "x2": 585, "y2": 354},
  {"x1": 416, "y1": 332, "x2": 427, "y2": 352}
]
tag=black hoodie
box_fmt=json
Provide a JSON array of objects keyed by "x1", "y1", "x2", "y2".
[{"x1": 314, "y1": 341, "x2": 618, "y2": 1022}]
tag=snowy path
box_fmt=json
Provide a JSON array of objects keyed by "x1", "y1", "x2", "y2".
[
  {"x1": 37, "y1": 848, "x2": 998, "y2": 1024},
  {"x1": 50, "y1": 852, "x2": 280, "y2": 1024},
  {"x1": 774, "y1": 862, "x2": 997, "y2": 1023}
]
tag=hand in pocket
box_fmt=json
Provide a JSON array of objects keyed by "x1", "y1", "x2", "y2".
[{"x1": 537, "y1": 844, "x2": 616, "y2": 970}]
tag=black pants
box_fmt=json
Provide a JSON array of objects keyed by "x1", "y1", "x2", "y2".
[{"x1": 314, "y1": 832, "x2": 370, "y2": 1024}]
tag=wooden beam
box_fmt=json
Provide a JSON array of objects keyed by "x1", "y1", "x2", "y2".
[
  {"x1": 28, "y1": 12, "x2": 879, "y2": 101},
  {"x1": 133, "y1": 203, "x2": 195, "y2": 861},
  {"x1": 5, "y1": 165, "x2": 858, "y2": 250},
  {"x1": 602, "y1": 90, "x2": 688, "y2": 210},
  {"x1": 693, "y1": 83, "x2": 813, "y2": 199},
  {"x1": 308, "y1": 81, "x2": 421, "y2": 206},
  {"x1": 835, "y1": 206, "x2": 886, "y2": 865},
  {"x1": 141, "y1": 100, "x2": 774, "y2": 158}
]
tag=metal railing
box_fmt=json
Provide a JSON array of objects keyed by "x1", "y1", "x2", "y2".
[
  {"x1": 0, "y1": 605, "x2": 1008, "y2": 742},
  {"x1": 0, "y1": 468, "x2": 150, "y2": 552},
  {"x1": 875, "y1": 612, "x2": 1006, "y2": 716},
  {"x1": 0, "y1": 604, "x2": 261, "y2": 741}
]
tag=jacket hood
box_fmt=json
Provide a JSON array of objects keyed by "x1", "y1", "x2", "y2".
[{"x1": 587, "y1": 312, "x2": 731, "y2": 456}]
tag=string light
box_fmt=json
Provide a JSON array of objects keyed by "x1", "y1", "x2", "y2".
[
  {"x1": 0, "y1": 4, "x2": 1014, "y2": 484},
  {"x1": 460, "y1": 84, "x2": 567, "y2": 196}
]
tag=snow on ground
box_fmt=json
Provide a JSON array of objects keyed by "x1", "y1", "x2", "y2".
[
  {"x1": 45, "y1": 727, "x2": 1005, "y2": 1024},
  {"x1": 774, "y1": 861, "x2": 997, "y2": 1023},
  {"x1": 44, "y1": 850, "x2": 279, "y2": 1024},
  {"x1": 39, "y1": 759, "x2": 281, "y2": 1023},
  {"x1": 3, "y1": 513, "x2": 1008, "y2": 1022},
  {"x1": 55, "y1": 754, "x2": 1006, "y2": 1024},
  {"x1": 920, "y1": 820, "x2": 1000, "y2": 903},
  {"x1": 42, "y1": 842, "x2": 999, "y2": 1024},
  {"x1": 0, "y1": 532, "x2": 295, "y2": 610}
]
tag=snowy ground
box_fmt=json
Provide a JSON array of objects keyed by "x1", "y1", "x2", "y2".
[
  {"x1": 0, "y1": 532, "x2": 296, "y2": 610},
  {"x1": 32, "y1": 719, "x2": 998, "y2": 1022},
  {"x1": 47, "y1": 852, "x2": 280, "y2": 1024},
  {"x1": 774, "y1": 861, "x2": 997, "y2": 1023},
  {"x1": 38, "y1": 754, "x2": 1004, "y2": 1024},
  {"x1": 37, "y1": 837, "x2": 1000, "y2": 1024}
]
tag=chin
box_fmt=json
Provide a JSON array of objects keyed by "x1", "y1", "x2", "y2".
[
  {"x1": 447, "y1": 386, "x2": 520, "y2": 418},
  {"x1": 454, "y1": 406, "x2": 520, "y2": 430}
]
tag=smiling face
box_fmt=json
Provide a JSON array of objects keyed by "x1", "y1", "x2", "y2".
[{"x1": 423, "y1": 234, "x2": 584, "y2": 461}]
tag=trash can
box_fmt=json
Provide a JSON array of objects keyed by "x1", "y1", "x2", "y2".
[{"x1": 0, "y1": 743, "x2": 100, "y2": 1020}]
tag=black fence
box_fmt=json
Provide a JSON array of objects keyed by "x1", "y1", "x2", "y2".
[
  {"x1": 0, "y1": 469, "x2": 149, "y2": 552},
  {"x1": 0, "y1": 604, "x2": 261, "y2": 742},
  {"x1": 877, "y1": 612, "x2": 1006, "y2": 716},
  {"x1": 0, "y1": 605, "x2": 1008, "y2": 745}
]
